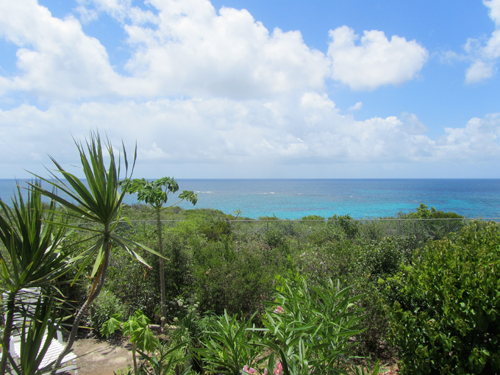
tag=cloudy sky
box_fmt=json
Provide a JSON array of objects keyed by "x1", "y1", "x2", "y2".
[{"x1": 0, "y1": 0, "x2": 499, "y2": 179}]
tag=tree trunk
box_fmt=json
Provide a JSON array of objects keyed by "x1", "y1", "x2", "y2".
[
  {"x1": 0, "y1": 293, "x2": 16, "y2": 375},
  {"x1": 50, "y1": 235, "x2": 112, "y2": 375},
  {"x1": 157, "y1": 209, "x2": 166, "y2": 329}
]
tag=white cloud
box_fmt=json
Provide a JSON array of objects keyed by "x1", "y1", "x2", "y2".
[
  {"x1": 327, "y1": 26, "x2": 428, "y2": 91},
  {"x1": 0, "y1": 0, "x2": 330, "y2": 100},
  {"x1": 439, "y1": 113, "x2": 500, "y2": 159},
  {"x1": 122, "y1": 0, "x2": 330, "y2": 98},
  {"x1": 465, "y1": 1, "x2": 500, "y2": 83},
  {"x1": 76, "y1": 0, "x2": 132, "y2": 23},
  {"x1": 348, "y1": 102, "x2": 362, "y2": 111},
  {"x1": 485, "y1": 0, "x2": 500, "y2": 26},
  {"x1": 1, "y1": 95, "x2": 499, "y2": 178},
  {"x1": 0, "y1": 0, "x2": 124, "y2": 99},
  {"x1": 0, "y1": 0, "x2": 431, "y2": 101}
]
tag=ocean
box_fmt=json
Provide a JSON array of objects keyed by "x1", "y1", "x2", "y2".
[{"x1": 1, "y1": 179, "x2": 499, "y2": 219}]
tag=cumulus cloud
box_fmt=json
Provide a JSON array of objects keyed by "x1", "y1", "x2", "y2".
[
  {"x1": 327, "y1": 26, "x2": 428, "y2": 91},
  {"x1": 0, "y1": 0, "x2": 124, "y2": 99},
  {"x1": 0, "y1": 0, "x2": 330, "y2": 100},
  {"x1": 0, "y1": 0, "x2": 432, "y2": 101},
  {"x1": 1, "y1": 95, "x2": 499, "y2": 178},
  {"x1": 438, "y1": 113, "x2": 500, "y2": 159},
  {"x1": 122, "y1": 0, "x2": 329, "y2": 98},
  {"x1": 465, "y1": 0, "x2": 500, "y2": 83}
]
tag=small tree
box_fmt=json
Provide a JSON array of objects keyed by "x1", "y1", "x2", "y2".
[
  {"x1": 120, "y1": 177, "x2": 197, "y2": 326},
  {"x1": 30, "y1": 132, "x2": 161, "y2": 375}
]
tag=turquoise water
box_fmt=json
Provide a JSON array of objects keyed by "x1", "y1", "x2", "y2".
[{"x1": 2, "y1": 179, "x2": 499, "y2": 219}]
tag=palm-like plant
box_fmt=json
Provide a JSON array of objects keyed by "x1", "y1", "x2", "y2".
[
  {"x1": 0, "y1": 182, "x2": 70, "y2": 375},
  {"x1": 119, "y1": 177, "x2": 197, "y2": 325},
  {"x1": 29, "y1": 132, "x2": 160, "y2": 375}
]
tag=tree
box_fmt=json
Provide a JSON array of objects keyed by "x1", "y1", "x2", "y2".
[
  {"x1": 30, "y1": 132, "x2": 161, "y2": 375},
  {"x1": 119, "y1": 177, "x2": 197, "y2": 326},
  {"x1": 0, "y1": 182, "x2": 70, "y2": 375}
]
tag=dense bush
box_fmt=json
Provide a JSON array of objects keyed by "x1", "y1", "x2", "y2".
[
  {"x1": 61, "y1": 204, "x2": 473, "y2": 364},
  {"x1": 330, "y1": 214, "x2": 360, "y2": 239},
  {"x1": 191, "y1": 239, "x2": 281, "y2": 315},
  {"x1": 384, "y1": 221, "x2": 500, "y2": 374},
  {"x1": 89, "y1": 290, "x2": 125, "y2": 335}
]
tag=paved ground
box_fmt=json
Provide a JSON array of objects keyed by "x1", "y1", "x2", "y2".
[{"x1": 73, "y1": 337, "x2": 135, "y2": 375}]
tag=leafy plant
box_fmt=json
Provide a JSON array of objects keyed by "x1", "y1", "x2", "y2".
[
  {"x1": 252, "y1": 276, "x2": 366, "y2": 375},
  {"x1": 30, "y1": 132, "x2": 160, "y2": 375},
  {"x1": 0, "y1": 182, "x2": 70, "y2": 375},
  {"x1": 90, "y1": 290, "x2": 125, "y2": 335},
  {"x1": 119, "y1": 177, "x2": 197, "y2": 325},
  {"x1": 197, "y1": 310, "x2": 264, "y2": 375},
  {"x1": 102, "y1": 310, "x2": 159, "y2": 374},
  {"x1": 384, "y1": 221, "x2": 500, "y2": 374},
  {"x1": 330, "y1": 215, "x2": 359, "y2": 239}
]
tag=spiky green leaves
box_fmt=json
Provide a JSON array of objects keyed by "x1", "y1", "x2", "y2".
[
  {"x1": 29, "y1": 132, "x2": 160, "y2": 280},
  {"x1": 0, "y1": 182, "x2": 69, "y2": 292}
]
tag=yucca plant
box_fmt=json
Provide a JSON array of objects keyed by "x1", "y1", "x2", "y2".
[
  {"x1": 0, "y1": 182, "x2": 70, "y2": 375},
  {"x1": 29, "y1": 131, "x2": 161, "y2": 375},
  {"x1": 10, "y1": 294, "x2": 60, "y2": 375}
]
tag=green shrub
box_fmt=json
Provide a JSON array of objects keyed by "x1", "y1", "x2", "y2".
[
  {"x1": 199, "y1": 217, "x2": 232, "y2": 241},
  {"x1": 301, "y1": 215, "x2": 325, "y2": 221},
  {"x1": 192, "y1": 240, "x2": 281, "y2": 315},
  {"x1": 264, "y1": 229, "x2": 286, "y2": 248},
  {"x1": 384, "y1": 221, "x2": 500, "y2": 374},
  {"x1": 164, "y1": 233, "x2": 190, "y2": 297},
  {"x1": 90, "y1": 290, "x2": 125, "y2": 335},
  {"x1": 330, "y1": 214, "x2": 359, "y2": 239},
  {"x1": 307, "y1": 222, "x2": 347, "y2": 246}
]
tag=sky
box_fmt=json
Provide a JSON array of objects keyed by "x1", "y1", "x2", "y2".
[{"x1": 0, "y1": 0, "x2": 499, "y2": 179}]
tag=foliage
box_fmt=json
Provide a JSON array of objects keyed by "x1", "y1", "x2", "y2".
[
  {"x1": 400, "y1": 203, "x2": 463, "y2": 219},
  {"x1": 329, "y1": 214, "x2": 360, "y2": 239},
  {"x1": 90, "y1": 290, "x2": 125, "y2": 335},
  {"x1": 102, "y1": 310, "x2": 160, "y2": 374},
  {"x1": 264, "y1": 229, "x2": 286, "y2": 249},
  {"x1": 0, "y1": 182, "x2": 71, "y2": 375},
  {"x1": 252, "y1": 276, "x2": 366, "y2": 375},
  {"x1": 384, "y1": 221, "x2": 500, "y2": 374},
  {"x1": 119, "y1": 176, "x2": 197, "y2": 326},
  {"x1": 191, "y1": 239, "x2": 280, "y2": 315},
  {"x1": 10, "y1": 295, "x2": 61, "y2": 375},
  {"x1": 30, "y1": 131, "x2": 160, "y2": 375},
  {"x1": 120, "y1": 177, "x2": 197, "y2": 210},
  {"x1": 199, "y1": 215, "x2": 232, "y2": 241},
  {"x1": 301, "y1": 215, "x2": 325, "y2": 221},
  {"x1": 197, "y1": 310, "x2": 264, "y2": 375}
]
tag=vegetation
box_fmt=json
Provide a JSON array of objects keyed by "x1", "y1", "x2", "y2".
[
  {"x1": 1, "y1": 132, "x2": 496, "y2": 375},
  {"x1": 119, "y1": 177, "x2": 197, "y2": 326},
  {"x1": 0, "y1": 183, "x2": 70, "y2": 375},
  {"x1": 384, "y1": 221, "x2": 500, "y2": 374}
]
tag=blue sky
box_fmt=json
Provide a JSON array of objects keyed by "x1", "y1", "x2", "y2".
[{"x1": 0, "y1": 0, "x2": 499, "y2": 178}]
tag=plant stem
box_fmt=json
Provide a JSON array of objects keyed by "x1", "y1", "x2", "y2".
[
  {"x1": 50, "y1": 235, "x2": 112, "y2": 375},
  {"x1": 157, "y1": 208, "x2": 166, "y2": 329},
  {"x1": 0, "y1": 293, "x2": 16, "y2": 375},
  {"x1": 132, "y1": 342, "x2": 137, "y2": 375}
]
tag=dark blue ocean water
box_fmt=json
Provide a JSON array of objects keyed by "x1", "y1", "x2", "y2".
[{"x1": 1, "y1": 179, "x2": 499, "y2": 219}]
